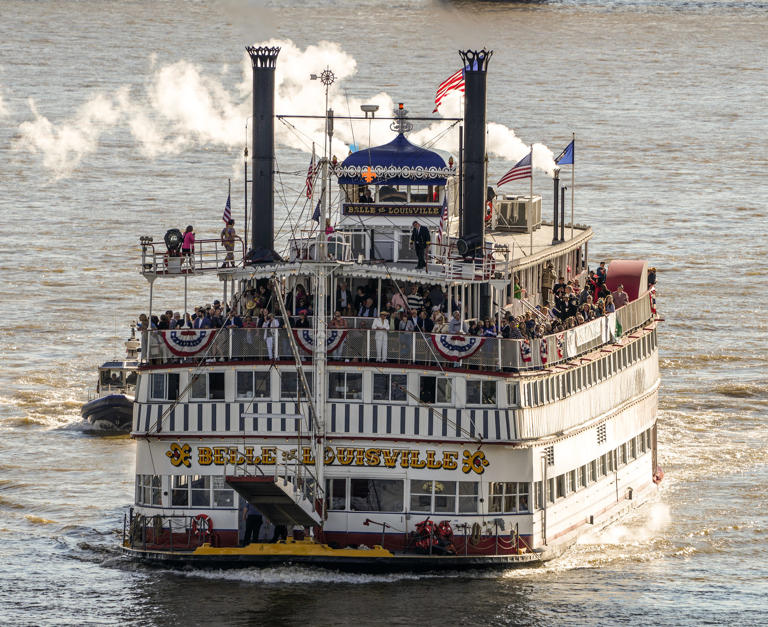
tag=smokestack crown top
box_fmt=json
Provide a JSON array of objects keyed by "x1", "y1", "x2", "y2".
[
  {"x1": 458, "y1": 49, "x2": 493, "y2": 73},
  {"x1": 246, "y1": 46, "x2": 280, "y2": 69}
]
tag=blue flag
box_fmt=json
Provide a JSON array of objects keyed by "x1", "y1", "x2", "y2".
[
  {"x1": 312, "y1": 199, "x2": 321, "y2": 222},
  {"x1": 555, "y1": 140, "x2": 574, "y2": 165}
]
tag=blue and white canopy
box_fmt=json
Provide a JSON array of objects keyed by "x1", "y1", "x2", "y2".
[{"x1": 335, "y1": 134, "x2": 452, "y2": 186}]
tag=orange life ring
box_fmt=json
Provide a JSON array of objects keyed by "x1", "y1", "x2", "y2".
[
  {"x1": 191, "y1": 513, "x2": 213, "y2": 542},
  {"x1": 652, "y1": 466, "x2": 664, "y2": 485}
]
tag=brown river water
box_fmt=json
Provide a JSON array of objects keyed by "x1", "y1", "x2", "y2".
[{"x1": 0, "y1": 0, "x2": 767, "y2": 624}]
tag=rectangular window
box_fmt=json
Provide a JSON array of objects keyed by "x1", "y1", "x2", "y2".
[
  {"x1": 507, "y1": 382, "x2": 519, "y2": 407},
  {"x1": 466, "y1": 380, "x2": 496, "y2": 406},
  {"x1": 350, "y1": 479, "x2": 403, "y2": 512},
  {"x1": 579, "y1": 466, "x2": 587, "y2": 488},
  {"x1": 171, "y1": 475, "x2": 189, "y2": 506},
  {"x1": 373, "y1": 373, "x2": 408, "y2": 402},
  {"x1": 458, "y1": 482, "x2": 479, "y2": 513},
  {"x1": 329, "y1": 372, "x2": 363, "y2": 400},
  {"x1": 589, "y1": 460, "x2": 597, "y2": 483},
  {"x1": 208, "y1": 373, "x2": 225, "y2": 400},
  {"x1": 490, "y1": 482, "x2": 527, "y2": 513},
  {"x1": 620, "y1": 443, "x2": 628, "y2": 466},
  {"x1": 567, "y1": 470, "x2": 576, "y2": 493},
  {"x1": 325, "y1": 478, "x2": 346, "y2": 511},
  {"x1": 189, "y1": 373, "x2": 224, "y2": 400},
  {"x1": 191, "y1": 475, "x2": 211, "y2": 507},
  {"x1": 280, "y1": 371, "x2": 313, "y2": 400},
  {"x1": 599, "y1": 454, "x2": 608, "y2": 477},
  {"x1": 410, "y1": 479, "x2": 434, "y2": 513},
  {"x1": 190, "y1": 374, "x2": 207, "y2": 400},
  {"x1": 534, "y1": 481, "x2": 543, "y2": 510},
  {"x1": 608, "y1": 450, "x2": 615, "y2": 472},
  {"x1": 212, "y1": 475, "x2": 234, "y2": 507},
  {"x1": 419, "y1": 376, "x2": 452, "y2": 404},
  {"x1": 236, "y1": 371, "x2": 271, "y2": 399},
  {"x1": 150, "y1": 373, "x2": 179, "y2": 401},
  {"x1": 136, "y1": 474, "x2": 162, "y2": 505},
  {"x1": 518, "y1": 483, "x2": 530, "y2": 512},
  {"x1": 434, "y1": 480, "x2": 457, "y2": 513},
  {"x1": 547, "y1": 478, "x2": 555, "y2": 504},
  {"x1": 556, "y1": 475, "x2": 566, "y2": 499},
  {"x1": 150, "y1": 374, "x2": 164, "y2": 400},
  {"x1": 630, "y1": 437, "x2": 638, "y2": 459}
]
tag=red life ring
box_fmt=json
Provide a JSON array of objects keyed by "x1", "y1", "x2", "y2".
[
  {"x1": 191, "y1": 513, "x2": 213, "y2": 542},
  {"x1": 652, "y1": 466, "x2": 664, "y2": 485}
]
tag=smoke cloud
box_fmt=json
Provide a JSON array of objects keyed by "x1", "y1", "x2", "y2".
[{"x1": 13, "y1": 39, "x2": 557, "y2": 179}]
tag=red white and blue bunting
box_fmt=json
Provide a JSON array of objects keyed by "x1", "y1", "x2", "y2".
[
  {"x1": 161, "y1": 329, "x2": 217, "y2": 356},
  {"x1": 431, "y1": 334, "x2": 484, "y2": 361},
  {"x1": 293, "y1": 329, "x2": 348, "y2": 354},
  {"x1": 520, "y1": 339, "x2": 532, "y2": 363},
  {"x1": 539, "y1": 338, "x2": 549, "y2": 364}
]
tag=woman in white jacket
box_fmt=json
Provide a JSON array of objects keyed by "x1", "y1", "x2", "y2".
[
  {"x1": 263, "y1": 313, "x2": 280, "y2": 360},
  {"x1": 371, "y1": 312, "x2": 389, "y2": 362}
]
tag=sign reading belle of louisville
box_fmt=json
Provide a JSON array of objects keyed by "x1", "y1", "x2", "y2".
[
  {"x1": 165, "y1": 442, "x2": 489, "y2": 475},
  {"x1": 343, "y1": 203, "x2": 443, "y2": 217}
]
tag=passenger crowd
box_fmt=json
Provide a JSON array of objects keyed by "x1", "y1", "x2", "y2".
[{"x1": 137, "y1": 261, "x2": 655, "y2": 344}]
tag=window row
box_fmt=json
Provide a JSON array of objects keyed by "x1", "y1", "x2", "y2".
[
  {"x1": 148, "y1": 371, "x2": 497, "y2": 407},
  {"x1": 533, "y1": 428, "x2": 653, "y2": 508},
  {"x1": 324, "y1": 478, "x2": 485, "y2": 514},
  {"x1": 135, "y1": 474, "x2": 236, "y2": 509},
  {"x1": 515, "y1": 329, "x2": 657, "y2": 408}
]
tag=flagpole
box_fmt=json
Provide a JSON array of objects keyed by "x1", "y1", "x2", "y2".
[
  {"x1": 529, "y1": 144, "x2": 533, "y2": 255},
  {"x1": 570, "y1": 132, "x2": 575, "y2": 240},
  {"x1": 311, "y1": 142, "x2": 316, "y2": 234}
]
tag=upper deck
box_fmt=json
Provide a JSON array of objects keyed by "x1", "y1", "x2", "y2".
[{"x1": 140, "y1": 291, "x2": 652, "y2": 373}]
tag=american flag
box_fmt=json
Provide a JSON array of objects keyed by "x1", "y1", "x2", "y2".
[
  {"x1": 222, "y1": 192, "x2": 231, "y2": 223},
  {"x1": 433, "y1": 69, "x2": 464, "y2": 113},
  {"x1": 305, "y1": 156, "x2": 316, "y2": 198},
  {"x1": 497, "y1": 150, "x2": 532, "y2": 187},
  {"x1": 436, "y1": 196, "x2": 448, "y2": 248}
]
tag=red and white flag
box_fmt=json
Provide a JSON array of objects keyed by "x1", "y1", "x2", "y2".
[
  {"x1": 436, "y1": 197, "x2": 448, "y2": 248},
  {"x1": 433, "y1": 69, "x2": 464, "y2": 113},
  {"x1": 222, "y1": 193, "x2": 231, "y2": 223},
  {"x1": 497, "y1": 150, "x2": 532, "y2": 187},
  {"x1": 305, "y1": 155, "x2": 316, "y2": 198}
]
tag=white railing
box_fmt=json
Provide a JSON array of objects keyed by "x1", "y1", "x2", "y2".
[
  {"x1": 288, "y1": 231, "x2": 353, "y2": 262},
  {"x1": 140, "y1": 237, "x2": 247, "y2": 275},
  {"x1": 142, "y1": 292, "x2": 653, "y2": 372}
]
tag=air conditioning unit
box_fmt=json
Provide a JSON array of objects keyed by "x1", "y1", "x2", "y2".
[{"x1": 495, "y1": 195, "x2": 542, "y2": 233}]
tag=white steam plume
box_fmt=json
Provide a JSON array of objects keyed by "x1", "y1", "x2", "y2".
[
  {"x1": 14, "y1": 39, "x2": 556, "y2": 179},
  {"x1": 17, "y1": 94, "x2": 121, "y2": 177}
]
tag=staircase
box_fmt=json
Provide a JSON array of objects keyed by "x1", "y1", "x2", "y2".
[{"x1": 226, "y1": 475, "x2": 322, "y2": 527}]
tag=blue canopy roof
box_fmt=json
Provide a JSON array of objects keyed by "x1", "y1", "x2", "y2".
[{"x1": 336, "y1": 134, "x2": 449, "y2": 186}]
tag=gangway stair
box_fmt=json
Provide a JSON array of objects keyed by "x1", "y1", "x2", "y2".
[{"x1": 225, "y1": 475, "x2": 322, "y2": 527}]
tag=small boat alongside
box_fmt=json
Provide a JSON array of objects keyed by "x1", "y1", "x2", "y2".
[{"x1": 81, "y1": 329, "x2": 139, "y2": 432}]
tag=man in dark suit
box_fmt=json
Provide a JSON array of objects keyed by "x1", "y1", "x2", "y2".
[{"x1": 410, "y1": 220, "x2": 431, "y2": 271}]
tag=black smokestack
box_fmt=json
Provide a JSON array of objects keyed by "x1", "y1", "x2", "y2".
[
  {"x1": 246, "y1": 46, "x2": 280, "y2": 260},
  {"x1": 552, "y1": 168, "x2": 560, "y2": 244},
  {"x1": 459, "y1": 49, "x2": 493, "y2": 251}
]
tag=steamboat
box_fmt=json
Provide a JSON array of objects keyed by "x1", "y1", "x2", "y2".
[{"x1": 122, "y1": 47, "x2": 661, "y2": 571}]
